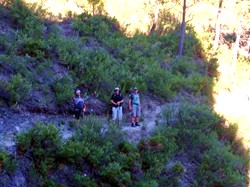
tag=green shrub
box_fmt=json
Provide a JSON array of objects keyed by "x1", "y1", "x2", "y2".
[
  {"x1": 51, "y1": 36, "x2": 82, "y2": 69},
  {"x1": 171, "y1": 162, "x2": 185, "y2": 177},
  {"x1": 169, "y1": 56, "x2": 199, "y2": 76},
  {"x1": 5, "y1": 73, "x2": 31, "y2": 105},
  {"x1": 177, "y1": 102, "x2": 221, "y2": 130},
  {"x1": 16, "y1": 123, "x2": 62, "y2": 175},
  {"x1": 0, "y1": 150, "x2": 17, "y2": 174},
  {"x1": 74, "y1": 173, "x2": 97, "y2": 187},
  {"x1": 145, "y1": 66, "x2": 181, "y2": 100},
  {"x1": 159, "y1": 31, "x2": 179, "y2": 56},
  {"x1": 118, "y1": 141, "x2": 138, "y2": 154},
  {"x1": 42, "y1": 178, "x2": 58, "y2": 187},
  {"x1": 19, "y1": 37, "x2": 49, "y2": 60},
  {"x1": 8, "y1": 0, "x2": 46, "y2": 39},
  {"x1": 157, "y1": 161, "x2": 185, "y2": 187},
  {"x1": 196, "y1": 133, "x2": 247, "y2": 186},
  {"x1": 73, "y1": 13, "x2": 120, "y2": 40},
  {"x1": 51, "y1": 75, "x2": 75, "y2": 106},
  {"x1": 158, "y1": 102, "x2": 248, "y2": 186},
  {"x1": 134, "y1": 180, "x2": 158, "y2": 187},
  {"x1": 100, "y1": 162, "x2": 132, "y2": 185},
  {"x1": 138, "y1": 132, "x2": 178, "y2": 177},
  {"x1": 183, "y1": 73, "x2": 210, "y2": 94},
  {"x1": 58, "y1": 140, "x2": 90, "y2": 164}
]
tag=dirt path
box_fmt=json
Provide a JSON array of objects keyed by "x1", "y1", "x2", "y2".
[
  {"x1": 0, "y1": 95, "x2": 165, "y2": 153},
  {"x1": 121, "y1": 96, "x2": 165, "y2": 144}
]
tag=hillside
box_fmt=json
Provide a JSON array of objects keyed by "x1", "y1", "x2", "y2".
[{"x1": 0, "y1": 0, "x2": 249, "y2": 186}]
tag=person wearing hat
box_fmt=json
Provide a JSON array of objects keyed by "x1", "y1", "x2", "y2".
[
  {"x1": 128, "y1": 87, "x2": 141, "y2": 127},
  {"x1": 72, "y1": 89, "x2": 86, "y2": 121},
  {"x1": 110, "y1": 87, "x2": 124, "y2": 124}
]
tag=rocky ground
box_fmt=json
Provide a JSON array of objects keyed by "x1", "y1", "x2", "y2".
[
  {"x1": 0, "y1": 95, "x2": 165, "y2": 186},
  {"x1": 0, "y1": 94, "x2": 198, "y2": 187},
  {"x1": 0, "y1": 94, "x2": 165, "y2": 153}
]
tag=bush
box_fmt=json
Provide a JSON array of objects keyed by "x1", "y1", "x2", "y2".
[
  {"x1": 51, "y1": 75, "x2": 75, "y2": 106},
  {"x1": 73, "y1": 13, "x2": 121, "y2": 40},
  {"x1": 183, "y1": 73, "x2": 210, "y2": 94},
  {"x1": 145, "y1": 65, "x2": 181, "y2": 100},
  {"x1": 16, "y1": 123, "x2": 62, "y2": 175},
  {"x1": 196, "y1": 133, "x2": 247, "y2": 186},
  {"x1": 158, "y1": 101, "x2": 248, "y2": 186},
  {"x1": 5, "y1": 73, "x2": 31, "y2": 105},
  {"x1": 18, "y1": 37, "x2": 49, "y2": 60},
  {"x1": 8, "y1": 0, "x2": 46, "y2": 39},
  {"x1": 100, "y1": 162, "x2": 132, "y2": 185},
  {"x1": 138, "y1": 132, "x2": 179, "y2": 177},
  {"x1": 169, "y1": 56, "x2": 199, "y2": 76},
  {"x1": 74, "y1": 173, "x2": 98, "y2": 187},
  {"x1": 0, "y1": 150, "x2": 17, "y2": 174},
  {"x1": 177, "y1": 102, "x2": 221, "y2": 130}
]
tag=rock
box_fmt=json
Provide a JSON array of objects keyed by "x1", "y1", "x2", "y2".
[
  {"x1": 0, "y1": 170, "x2": 26, "y2": 187},
  {"x1": 11, "y1": 170, "x2": 26, "y2": 187}
]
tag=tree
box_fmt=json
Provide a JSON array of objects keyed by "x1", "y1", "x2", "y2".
[
  {"x1": 87, "y1": 0, "x2": 103, "y2": 15},
  {"x1": 213, "y1": 0, "x2": 223, "y2": 51},
  {"x1": 231, "y1": 0, "x2": 248, "y2": 86},
  {"x1": 177, "y1": 0, "x2": 186, "y2": 56},
  {"x1": 149, "y1": 0, "x2": 160, "y2": 34}
]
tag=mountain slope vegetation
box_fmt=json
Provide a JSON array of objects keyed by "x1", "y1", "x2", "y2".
[{"x1": 0, "y1": 0, "x2": 249, "y2": 186}]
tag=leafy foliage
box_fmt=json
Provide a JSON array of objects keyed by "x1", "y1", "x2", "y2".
[
  {"x1": 16, "y1": 123, "x2": 62, "y2": 176},
  {"x1": 0, "y1": 150, "x2": 17, "y2": 174},
  {"x1": 158, "y1": 101, "x2": 248, "y2": 186},
  {"x1": 0, "y1": 1, "x2": 248, "y2": 186},
  {"x1": 5, "y1": 73, "x2": 31, "y2": 105},
  {"x1": 8, "y1": 0, "x2": 46, "y2": 39},
  {"x1": 51, "y1": 75, "x2": 75, "y2": 106}
]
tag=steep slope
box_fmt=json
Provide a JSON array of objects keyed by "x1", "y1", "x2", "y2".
[{"x1": 0, "y1": 1, "x2": 248, "y2": 186}]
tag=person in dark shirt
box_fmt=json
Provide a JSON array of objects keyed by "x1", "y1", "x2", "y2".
[
  {"x1": 72, "y1": 89, "x2": 86, "y2": 121},
  {"x1": 110, "y1": 87, "x2": 124, "y2": 124}
]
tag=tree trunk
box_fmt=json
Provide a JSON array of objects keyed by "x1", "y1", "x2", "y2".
[
  {"x1": 149, "y1": 1, "x2": 160, "y2": 34},
  {"x1": 177, "y1": 0, "x2": 186, "y2": 56},
  {"x1": 213, "y1": 0, "x2": 223, "y2": 51},
  {"x1": 231, "y1": 21, "x2": 242, "y2": 86}
]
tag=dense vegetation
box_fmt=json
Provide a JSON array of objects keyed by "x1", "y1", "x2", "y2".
[
  {"x1": 0, "y1": 0, "x2": 211, "y2": 108},
  {"x1": 0, "y1": 0, "x2": 249, "y2": 186}
]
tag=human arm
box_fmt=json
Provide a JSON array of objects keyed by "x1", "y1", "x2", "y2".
[
  {"x1": 111, "y1": 99, "x2": 118, "y2": 106},
  {"x1": 128, "y1": 98, "x2": 132, "y2": 110},
  {"x1": 117, "y1": 94, "x2": 124, "y2": 106},
  {"x1": 83, "y1": 103, "x2": 86, "y2": 113},
  {"x1": 111, "y1": 94, "x2": 119, "y2": 106},
  {"x1": 117, "y1": 99, "x2": 124, "y2": 105}
]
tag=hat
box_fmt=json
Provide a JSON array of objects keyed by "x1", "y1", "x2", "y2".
[
  {"x1": 133, "y1": 86, "x2": 138, "y2": 90},
  {"x1": 114, "y1": 87, "x2": 119, "y2": 91},
  {"x1": 76, "y1": 89, "x2": 81, "y2": 94}
]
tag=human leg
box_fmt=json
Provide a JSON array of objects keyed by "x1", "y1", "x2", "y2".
[
  {"x1": 112, "y1": 107, "x2": 118, "y2": 121},
  {"x1": 131, "y1": 105, "x2": 137, "y2": 127},
  {"x1": 135, "y1": 105, "x2": 141, "y2": 126},
  {"x1": 117, "y1": 106, "x2": 123, "y2": 123}
]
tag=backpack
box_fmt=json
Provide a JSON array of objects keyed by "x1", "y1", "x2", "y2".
[{"x1": 74, "y1": 97, "x2": 84, "y2": 110}]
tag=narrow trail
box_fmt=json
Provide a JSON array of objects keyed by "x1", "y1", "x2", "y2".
[
  {"x1": 0, "y1": 95, "x2": 165, "y2": 154},
  {"x1": 122, "y1": 97, "x2": 165, "y2": 144}
]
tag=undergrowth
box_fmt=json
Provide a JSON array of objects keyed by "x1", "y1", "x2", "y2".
[{"x1": 0, "y1": 1, "x2": 248, "y2": 186}]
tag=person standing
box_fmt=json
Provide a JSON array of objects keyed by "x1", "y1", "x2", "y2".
[
  {"x1": 128, "y1": 87, "x2": 141, "y2": 127},
  {"x1": 110, "y1": 87, "x2": 124, "y2": 124},
  {"x1": 72, "y1": 89, "x2": 86, "y2": 121}
]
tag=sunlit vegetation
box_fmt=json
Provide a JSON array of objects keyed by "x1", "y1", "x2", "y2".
[{"x1": 0, "y1": 0, "x2": 249, "y2": 186}]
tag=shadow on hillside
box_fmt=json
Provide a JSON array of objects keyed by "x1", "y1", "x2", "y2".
[{"x1": 0, "y1": 1, "x2": 249, "y2": 186}]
